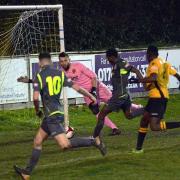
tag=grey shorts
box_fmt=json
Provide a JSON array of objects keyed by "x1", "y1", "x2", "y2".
[
  {"x1": 41, "y1": 114, "x2": 65, "y2": 137},
  {"x1": 107, "y1": 93, "x2": 131, "y2": 112}
]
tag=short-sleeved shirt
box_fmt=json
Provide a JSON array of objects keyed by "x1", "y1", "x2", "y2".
[
  {"x1": 33, "y1": 65, "x2": 73, "y2": 117},
  {"x1": 111, "y1": 58, "x2": 132, "y2": 99},
  {"x1": 64, "y1": 62, "x2": 96, "y2": 92},
  {"x1": 146, "y1": 57, "x2": 177, "y2": 99}
]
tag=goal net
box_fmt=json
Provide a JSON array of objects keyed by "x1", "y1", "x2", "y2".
[
  {"x1": 0, "y1": 8, "x2": 61, "y2": 56},
  {"x1": 0, "y1": 5, "x2": 69, "y2": 127}
]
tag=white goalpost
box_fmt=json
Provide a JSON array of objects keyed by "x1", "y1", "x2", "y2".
[{"x1": 0, "y1": 5, "x2": 69, "y2": 127}]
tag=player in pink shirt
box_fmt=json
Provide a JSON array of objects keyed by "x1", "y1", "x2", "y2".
[
  {"x1": 59, "y1": 52, "x2": 120, "y2": 135},
  {"x1": 59, "y1": 52, "x2": 142, "y2": 135}
]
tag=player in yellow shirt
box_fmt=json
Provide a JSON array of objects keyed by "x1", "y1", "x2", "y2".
[{"x1": 130, "y1": 45, "x2": 180, "y2": 153}]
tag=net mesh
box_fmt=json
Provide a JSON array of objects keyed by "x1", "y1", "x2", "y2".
[{"x1": 0, "y1": 9, "x2": 60, "y2": 57}]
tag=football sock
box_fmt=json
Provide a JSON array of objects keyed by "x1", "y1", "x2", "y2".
[
  {"x1": 25, "y1": 148, "x2": 41, "y2": 174},
  {"x1": 96, "y1": 114, "x2": 117, "y2": 129},
  {"x1": 93, "y1": 118, "x2": 104, "y2": 138},
  {"x1": 130, "y1": 107, "x2": 144, "y2": 119},
  {"x1": 136, "y1": 127, "x2": 148, "y2": 150},
  {"x1": 161, "y1": 121, "x2": 180, "y2": 130},
  {"x1": 70, "y1": 137, "x2": 95, "y2": 148}
]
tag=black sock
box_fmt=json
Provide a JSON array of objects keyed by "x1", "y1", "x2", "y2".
[
  {"x1": 25, "y1": 148, "x2": 41, "y2": 174},
  {"x1": 166, "y1": 122, "x2": 180, "y2": 129},
  {"x1": 93, "y1": 118, "x2": 104, "y2": 138},
  {"x1": 70, "y1": 137, "x2": 95, "y2": 148},
  {"x1": 136, "y1": 127, "x2": 148, "y2": 150},
  {"x1": 130, "y1": 107, "x2": 144, "y2": 119}
]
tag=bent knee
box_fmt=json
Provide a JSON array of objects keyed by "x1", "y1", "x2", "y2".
[
  {"x1": 61, "y1": 143, "x2": 71, "y2": 150},
  {"x1": 34, "y1": 137, "x2": 43, "y2": 148}
]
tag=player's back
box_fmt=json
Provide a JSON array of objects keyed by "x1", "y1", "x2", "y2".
[{"x1": 36, "y1": 65, "x2": 64, "y2": 117}]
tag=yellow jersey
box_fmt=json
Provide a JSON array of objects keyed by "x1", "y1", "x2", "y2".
[{"x1": 146, "y1": 57, "x2": 177, "y2": 99}]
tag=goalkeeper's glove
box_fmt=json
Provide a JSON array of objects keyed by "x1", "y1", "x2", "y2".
[
  {"x1": 128, "y1": 76, "x2": 140, "y2": 84},
  {"x1": 90, "y1": 87, "x2": 97, "y2": 98},
  {"x1": 36, "y1": 110, "x2": 43, "y2": 118}
]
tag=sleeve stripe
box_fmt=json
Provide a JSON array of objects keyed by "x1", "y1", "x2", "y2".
[
  {"x1": 62, "y1": 71, "x2": 65, "y2": 86},
  {"x1": 37, "y1": 73, "x2": 43, "y2": 90}
]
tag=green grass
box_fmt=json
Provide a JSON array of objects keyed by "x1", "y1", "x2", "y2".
[{"x1": 0, "y1": 94, "x2": 180, "y2": 180}]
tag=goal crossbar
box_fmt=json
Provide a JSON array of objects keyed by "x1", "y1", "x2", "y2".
[{"x1": 0, "y1": 5, "x2": 62, "y2": 10}]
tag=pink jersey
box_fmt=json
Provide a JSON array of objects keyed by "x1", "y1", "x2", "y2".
[
  {"x1": 63, "y1": 62, "x2": 112, "y2": 104},
  {"x1": 64, "y1": 62, "x2": 96, "y2": 92}
]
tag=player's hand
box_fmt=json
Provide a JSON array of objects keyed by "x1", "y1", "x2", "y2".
[
  {"x1": 90, "y1": 96, "x2": 97, "y2": 105},
  {"x1": 90, "y1": 87, "x2": 97, "y2": 98},
  {"x1": 17, "y1": 76, "x2": 30, "y2": 83},
  {"x1": 36, "y1": 110, "x2": 43, "y2": 118},
  {"x1": 128, "y1": 76, "x2": 140, "y2": 84}
]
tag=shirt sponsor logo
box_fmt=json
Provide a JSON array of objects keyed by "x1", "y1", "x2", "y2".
[{"x1": 72, "y1": 69, "x2": 76, "y2": 74}]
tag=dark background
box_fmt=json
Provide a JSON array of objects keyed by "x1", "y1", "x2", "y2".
[{"x1": 0, "y1": 0, "x2": 180, "y2": 51}]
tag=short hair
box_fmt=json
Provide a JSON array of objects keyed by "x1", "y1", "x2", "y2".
[
  {"x1": 106, "y1": 48, "x2": 118, "y2": 58},
  {"x1": 147, "y1": 45, "x2": 159, "y2": 57},
  {"x1": 59, "y1": 52, "x2": 69, "y2": 58},
  {"x1": 38, "y1": 52, "x2": 51, "y2": 61}
]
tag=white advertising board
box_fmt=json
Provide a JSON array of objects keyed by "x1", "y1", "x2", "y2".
[
  {"x1": 0, "y1": 58, "x2": 28, "y2": 104},
  {"x1": 29, "y1": 54, "x2": 94, "y2": 100}
]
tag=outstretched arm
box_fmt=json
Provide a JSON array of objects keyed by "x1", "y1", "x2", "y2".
[
  {"x1": 72, "y1": 84, "x2": 97, "y2": 104},
  {"x1": 174, "y1": 73, "x2": 180, "y2": 89},
  {"x1": 17, "y1": 76, "x2": 33, "y2": 83},
  {"x1": 130, "y1": 66, "x2": 144, "y2": 81}
]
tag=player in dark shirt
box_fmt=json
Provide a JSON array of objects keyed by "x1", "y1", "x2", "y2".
[
  {"x1": 14, "y1": 52, "x2": 106, "y2": 180},
  {"x1": 93, "y1": 48, "x2": 144, "y2": 142}
]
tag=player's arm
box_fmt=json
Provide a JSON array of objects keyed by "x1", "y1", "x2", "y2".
[
  {"x1": 17, "y1": 76, "x2": 33, "y2": 83},
  {"x1": 33, "y1": 75, "x2": 43, "y2": 118},
  {"x1": 72, "y1": 84, "x2": 97, "y2": 104},
  {"x1": 173, "y1": 73, "x2": 180, "y2": 90},
  {"x1": 90, "y1": 77, "x2": 97, "y2": 98},
  {"x1": 174, "y1": 73, "x2": 180, "y2": 81},
  {"x1": 168, "y1": 64, "x2": 180, "y2": 89},
  {"x1": 79, "y1": 63, "x2": 97, "y2": 96},
  {"x1": 63, "y1": 74, "x2": 97, "y2": 104}
]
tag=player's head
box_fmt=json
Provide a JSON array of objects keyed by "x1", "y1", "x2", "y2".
[
  {"x1": 38, "y1": 52, "x2": 52, "y2": 67},
  {"x1": 59, "y1": 52, "x2": 70, "y2": 71},
  {"x1": 147, "y1": 45, "x2": 159, "y2": 63},
  {"x1": 106, "y1": 48, "x2": 118, "y2": 64}
]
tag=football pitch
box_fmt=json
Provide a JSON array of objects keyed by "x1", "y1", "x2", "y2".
[{"x1": 0, "y1": 94, "x2": 180, "y2": 180}]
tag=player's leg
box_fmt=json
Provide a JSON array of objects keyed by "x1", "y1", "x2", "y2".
[
  {"x1": 93, "y1": 104, "x2": 112, "y2": 139},
  {"x1": 14, "y1": 126, "x2": 48, "y2": 179},
  {"x1": 134, "y1": 112, "x2": 150, "y2": 152},
  {"x1": 149, "y1": 98, "x2": 180, "y2": 131},
  {"x1": 123, "y1": 95, "x2": 144, "y2": 119},
  {"x1": 97, "y1": 84, "x2": 120, "y2": 135},
  {"x1": 50, "y1": 115, "x2": 107, "y2": 155},
  {"x1": 133, "y1": 98, "x2": 160, "y2": 152}
]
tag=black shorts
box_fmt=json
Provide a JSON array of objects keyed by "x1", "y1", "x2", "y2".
[
  {"x1": 145, "y1": 98, "x2": 168, "y2": 119},
  {"x1": 106, "y1": 93, "x2": 131, "y2": 112},
  {"x1": 41, "y1": 114, "x2": 65, "y2": 137}
]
